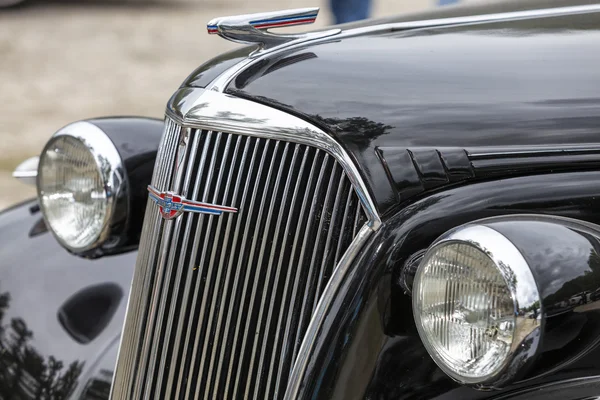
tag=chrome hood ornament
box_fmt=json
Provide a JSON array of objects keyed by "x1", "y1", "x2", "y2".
[
  {"x1": 207, "y1": 7, "x2": 340, "y2": 53},
  {"x1": 147, "y1": 185, "x2": 238, "y2": 220}
]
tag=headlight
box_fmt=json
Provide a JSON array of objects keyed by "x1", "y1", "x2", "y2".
[
  {"x1": 37, "y1": 121, "x2": 126, "y2": 253},
  {"x1": 412, "y1": 224, "x2": 541, "y2": 387}
]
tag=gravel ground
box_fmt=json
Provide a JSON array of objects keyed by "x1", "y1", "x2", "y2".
[{"x1": 0, "y1": 0, "x2": 440, "y2": 209}]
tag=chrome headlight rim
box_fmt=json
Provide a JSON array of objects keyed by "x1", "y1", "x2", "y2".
[
  {"x1": 36, "y1": 121, "x2": 128, "y2": 253},
  {"x1": 413, "y1": 223, "x2": 543, "y2": 387}
]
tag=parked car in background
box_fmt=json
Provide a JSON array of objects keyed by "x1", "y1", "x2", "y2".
[
  {"x1": 3, "y1": 0, "x2": 600, "y2": 399},
  {"x1": 569, "y1": 292, "x2": 586, "y2": 306}
]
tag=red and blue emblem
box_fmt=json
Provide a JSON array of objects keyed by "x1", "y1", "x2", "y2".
[{"x1": 147, "y1": 185, "x2": 238, "y2": 220}]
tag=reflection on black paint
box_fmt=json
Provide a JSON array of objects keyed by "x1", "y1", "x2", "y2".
[
  {"x1": 545, "y1": 246, "x2": 600, "y2": 316},
  {"x1": 0, "y1": 288, "x2": 83, "y2": 399},
  {"x1": 182, "y1": 45, "x2": 256, "y2": 88},
  {"x1": 80, "y1": 369, "x2": 112, "y2": 400},
  {"x1": 313, "y1": 115, "x2": 394, "y2": 151},
  {"x1": 365, "y1": 336, "x2": 455, "y2": 400}
]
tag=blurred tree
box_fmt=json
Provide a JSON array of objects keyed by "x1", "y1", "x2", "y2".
[{"x1": 0, "y1": 287, "x2": 83, "y2": 399}]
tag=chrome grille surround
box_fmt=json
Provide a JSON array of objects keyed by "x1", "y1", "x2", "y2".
[{"x1": 110, "y1": 88, "x2": 380, "y2": 400}]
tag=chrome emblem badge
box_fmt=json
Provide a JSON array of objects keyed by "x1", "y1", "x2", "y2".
[{"x1": 147, "y1": 185, "x2": 238, "y2": 220}]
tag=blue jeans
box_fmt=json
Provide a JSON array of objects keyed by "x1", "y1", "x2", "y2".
[{"x1": 330, "y1": 0, "x2": 372, "y2": 24}]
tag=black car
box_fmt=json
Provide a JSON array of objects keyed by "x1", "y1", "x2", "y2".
[{"x1": 3, "y1": 1, "x2": 600, "y2": 399}]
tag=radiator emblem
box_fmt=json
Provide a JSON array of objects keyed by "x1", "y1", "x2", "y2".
[{"x1": 147, "y1": 185, "x2": 238, "y2": 220}]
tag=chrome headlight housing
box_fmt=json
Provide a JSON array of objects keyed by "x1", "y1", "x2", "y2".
[
  {"x1": 37, "y1": 121, "x2": 127, "y2": 253},
  {"x1": 412, "y1": 223, "x2": 542, "y2": 388}
]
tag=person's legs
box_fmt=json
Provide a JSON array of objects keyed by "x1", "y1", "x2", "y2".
[
  {"x1": 330, "y1": 0, "x2": 372, "y2": 24},
  {"x1": 438, "y1": 0, "x2": 460, "y2": 5}
]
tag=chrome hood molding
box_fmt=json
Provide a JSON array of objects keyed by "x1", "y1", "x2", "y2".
[{"x1": 166, "y1": 87, "x2": 380, "y2": 229}]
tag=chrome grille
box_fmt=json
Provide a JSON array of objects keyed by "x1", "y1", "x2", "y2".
[{"x1": 111, "y1": 116, "x2": 368, "y2": 399}]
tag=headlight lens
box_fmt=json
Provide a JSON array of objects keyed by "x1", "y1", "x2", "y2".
[
  {"x1": 37, "y1": 122, "x2": 125, "y2": 252},
  {"x1": 413, "y1": 224, "x2": 542, "y2": 387},
  {"x1": 413, "y1": 241, "x2": 515, "y2": 383}
]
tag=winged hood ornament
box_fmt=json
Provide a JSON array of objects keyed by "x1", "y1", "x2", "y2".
[{"x1": 207, "y1": 7, "x2": 340, "y2": 53}]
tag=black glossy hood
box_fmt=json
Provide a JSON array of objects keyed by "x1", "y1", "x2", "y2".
[{"x1": 186, "y1": 3, "x2": 600, "y2": 215}]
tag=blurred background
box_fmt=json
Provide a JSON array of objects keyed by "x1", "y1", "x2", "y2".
[{"x1": 0, "y1": 0, "x2": 482, "y2": 209}]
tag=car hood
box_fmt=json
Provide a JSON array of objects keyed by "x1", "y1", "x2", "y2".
[{"x1": 186, "y1": 2, "x2": 600, "y2": 214}]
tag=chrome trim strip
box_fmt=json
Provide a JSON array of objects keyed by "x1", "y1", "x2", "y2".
[
  {"x1": 353, "y1": 198, "x2": 362, "y2": 237},
  {"x1": 346, "y1": 3, "x2": 600, "y2": 36},
  {"x1": 335, "y1": 183, "x2": 354, "y2": 263},
  {"x1": 207, "y1": 3, "x2": 600, "y2": 92},
  {"x1": 166, "y1": 87, "x2": 380, "y2": 229},
  {"x1": 468, "y1": 144, "x2": 600, "y2": 158}
]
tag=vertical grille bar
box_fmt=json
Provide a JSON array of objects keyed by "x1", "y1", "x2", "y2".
[
  {"x1": 112, "y1": 118, "x2": 369, "y2": 400},
  {"x1": 223, "y1": 138, "x2": 274, "y2": 400},
  {"x1": 133, "y1": 127, "x2": 191, "y2": 399},
  {"x1": 273, "y1": 150, "x2": 326, "y2": 396},
  {"x1": 188, "y1": 132, "x2": 234, "y2": 400},
  {"x1": 245, "y1": 143, "x2": 300, "y2": 399},
  {"x1": 151, "y1": 129, "x2": 202, "y2": 398},
  {"x1": 262, "y1": 146, "x2": 310, "y2": 399},
  {"x1": 180, "y1": 131, "x2": 225, "y2": 399},
  {"x1": 169, "y1": 130, "x2": 217, "y2": 399},
  {"x1": 206, "y1": 136, "x2": 261, "y2": 398}
]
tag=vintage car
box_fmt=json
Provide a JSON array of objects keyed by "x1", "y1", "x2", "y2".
[{"x1": 2, "y1": 0, "x2": 600, "y2": 399}]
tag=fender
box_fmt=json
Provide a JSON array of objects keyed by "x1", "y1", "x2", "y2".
[
  {"x1": 295, "y1": 170, "x2": 600, "y2": 399},
  {"x1": 0, "y1": 200, "x2": 136, "y2": 398}
]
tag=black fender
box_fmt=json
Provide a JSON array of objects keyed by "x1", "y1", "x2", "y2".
[
  {"x1": 0, "y1": 199, "x2": 136, "y2": 399},
  {"x1": 296, "y1": 170, "x2": 600, "y2": 400}
]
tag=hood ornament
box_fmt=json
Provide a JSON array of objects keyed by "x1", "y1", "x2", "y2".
[
  {"x1": 207, "y1": 7, "x2": 340, "y2": 54},
  {"x1": 148, "y1": 185, "x2": 238, "y2": 220}
]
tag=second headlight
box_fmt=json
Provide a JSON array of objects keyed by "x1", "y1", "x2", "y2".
[
  {"x1": 37, "y1": 121, "x2": 127, "y2": 253},
  {"x1": 412, "y1": 224, "x2": 542, "y2": 388}
]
